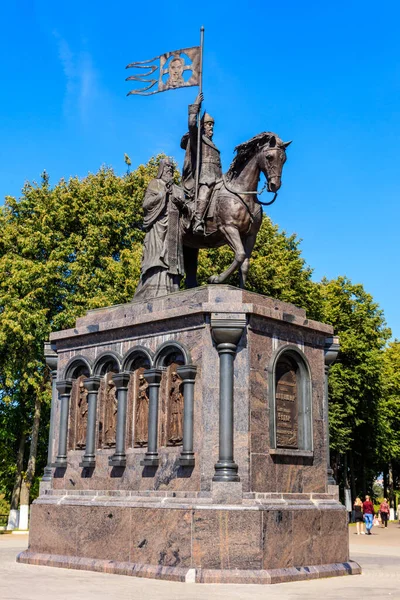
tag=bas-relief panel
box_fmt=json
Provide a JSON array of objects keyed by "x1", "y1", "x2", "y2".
[
  {"x1": 159, "y1": 353, "x2": 185, "y2": 447},
  {"x1": 99, "y1": 372, "x2": 117, "y2": 449},
  {"x1": 68, "y1": 375, "x2": 88, "y2": 451},
  {"x1": 134, "y1": 367, "x2": 149, "y2": 447}
]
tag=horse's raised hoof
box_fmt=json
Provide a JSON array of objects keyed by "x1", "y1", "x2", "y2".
[{"x1": 208, "y1": 275, "x2": 220, "y2": 284}]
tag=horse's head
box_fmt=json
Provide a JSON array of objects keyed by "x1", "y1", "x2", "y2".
[
  {"x1": 227, "y1": 132, "x2": 291, "y2": 195},
  {"x1": 258, "y1": 134, "x2": 292, "y2": 193}
]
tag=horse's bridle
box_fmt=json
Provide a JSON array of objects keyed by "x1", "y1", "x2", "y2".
[
  {"x1": 222, "y1": 176, "x2": 279, "y2": 206},
  {"x1": 222, "y1": 146, "x2": 285, "y2": 206}
]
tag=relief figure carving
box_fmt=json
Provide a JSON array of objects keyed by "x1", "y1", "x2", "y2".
[
  {"x1": 135, "y1": 373, "x2": 149, "y2": 447},
  {"x1": 76, "y1": 378, "x2": 88, "y2": 449},
  {"x1": 168, "y1": 371, "x2": 184, "y2": 445},
  {"x1": 104, "y1": 375, "x2": 117, "y2": 448}
]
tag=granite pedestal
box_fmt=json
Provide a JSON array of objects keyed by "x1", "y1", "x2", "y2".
[{"x1": 18, "y1": 286, "x2": 360, "y2": 583}]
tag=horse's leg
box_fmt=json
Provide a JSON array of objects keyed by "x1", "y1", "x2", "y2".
[
  {"x1": 183, "y1": 245, "x2": 199, "y2": 288},
  {"x1": 239, "y1": 208, "x2": 262, "y2": 288},
  {"x1": 208, "y1": 226, "x2": 246, "y2": 284},
  {"x1": 239, "y1": 233, "x2": 257, "y2": 289}
]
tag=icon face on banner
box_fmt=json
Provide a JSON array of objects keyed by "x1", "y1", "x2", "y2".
[{"x1": 126, "y1": 46, "x2": 201, "y2": 96}]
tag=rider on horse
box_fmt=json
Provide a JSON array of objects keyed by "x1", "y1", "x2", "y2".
[{"x1": 180, "y1": 92, "x2": 222, "y2": 234}]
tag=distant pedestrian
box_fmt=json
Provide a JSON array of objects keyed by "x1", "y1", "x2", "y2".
[
  {"x1": 353, "y1": 497, "x2": 364, "y2": 535},
  {"x1": 363, "y1": 495, "x2": 374, "y2": 535},
  {"x1": 380, "y1": 498, "x2": 390, "y2": 528}
]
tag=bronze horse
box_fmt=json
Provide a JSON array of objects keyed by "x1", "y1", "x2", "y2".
[{"x1": 182, "y1": 132, "x2": 291, "y2": 288}]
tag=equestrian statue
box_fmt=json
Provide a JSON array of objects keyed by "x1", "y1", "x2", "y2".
[{"x1": 134, "y1": 92, "x2": 291, "y2": 300}]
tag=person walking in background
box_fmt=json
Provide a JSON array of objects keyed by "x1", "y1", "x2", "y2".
[
  {"x1": 354, "y1": 497, "x2": 364, "y2": 534},
  {"x1": 380, "y1": 498, "x2": 390, "y2": 528},
  {"x1": 363, "y1": 495, "x2": 375, "y2": 535}
]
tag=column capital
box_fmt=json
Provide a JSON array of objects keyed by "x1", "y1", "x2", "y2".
[
  {"x1": 112, "y1": 372, "x2": 131, "y2": 389},
  {"x1": 176, "y1": 364, "x2": 197, "y2": 382},
  {"x1": 143, "y1": 367, "x2": 163, "y2": 386},
  {"x1": 83, "y1": 376, "x2": 101, "y2": 393},
  {"x1": 44, "y1": 341, "x2": 58, "y2": 372},
  {"x1": 324, "y1": 336, "x2": 340, "y2": 369},
  {"x1": 211, "y1": 316, "x2": 246, "y2": 349},
  {"x1": 56, "y1": 380, "x2": 72, "y2": 395}
]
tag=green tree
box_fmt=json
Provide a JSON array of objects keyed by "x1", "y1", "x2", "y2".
[
  {"x1": 378, "y1": 341, "x2": 400, "y2": 502},
  {"x1": 319, "y1": 276, "x2": 391, "y2": 496},
  {"x1": 0, "y1": 158, "x2": 162, "y2": 506}
]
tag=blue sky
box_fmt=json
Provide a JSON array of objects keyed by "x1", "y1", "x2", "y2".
[{"x1": 0, "y1": 1, "x2": 399, "y2": 338}]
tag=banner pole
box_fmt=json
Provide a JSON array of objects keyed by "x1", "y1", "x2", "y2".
[{"x1": 194, "y1": 26, "x2": 204, "y2": 210}]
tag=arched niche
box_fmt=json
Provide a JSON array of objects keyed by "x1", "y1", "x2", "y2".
[
  {"x1": 268, "y1": 345, "x2": 313, "y2": 452},
  {"x1": 93, "y1": 351, "x2": 122, "y2": 376},
  {"x1": 63, "y1": 357, "x2": 91, "y2": 451},
  {"x1": 93, "y1": 353, "x2": 121, "y2": 450},
  {"x1": 122, "y1": 346, "x2": 153, "y2": 372},
  {"x1": 154, "y1": 343, "x2": 188, "y2": 447},
  {"x1": 153, "y1": 341, "x2": 191, "y2": 368},
  {"x1": 63, "y1": 356, "x2": 91, "y2": 380},
  {"x1": 122, "y1": 347, "x2": 152, "y2": 449}
]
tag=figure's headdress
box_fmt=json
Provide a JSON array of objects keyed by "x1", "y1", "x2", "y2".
[{"x1": 201, "y1": 111, "x2": 214, "y2": 124}]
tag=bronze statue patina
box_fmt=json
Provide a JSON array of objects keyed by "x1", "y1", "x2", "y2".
[
  {"x1": 134, "y1": 95, "x2": 290, "y2": 299},
  {"x1": 134, "y1": 158, "x2": 186, "y2": 300},
  {"x1": 181, "y1": 93, "x2": 291, "y2": 288},
  {"x1": 181, "y1": 92, "x2": 222, "y2": 233}
]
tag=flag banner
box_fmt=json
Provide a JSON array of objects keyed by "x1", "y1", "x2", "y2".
[{"x1": 126, "y1": 46, "x2": 200, "y2": 96}]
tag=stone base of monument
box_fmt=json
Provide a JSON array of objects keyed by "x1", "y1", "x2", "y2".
[
  {"x1": 18, "y1": 286, "x2": 360, "y2": 584},
  {"x1": 18, "y1": 492, "x2": 360, "y2": 584}
]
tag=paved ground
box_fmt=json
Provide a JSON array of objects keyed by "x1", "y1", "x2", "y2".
[{"x1": 1, "y1": 523, "x2": 399, "y2": 600}]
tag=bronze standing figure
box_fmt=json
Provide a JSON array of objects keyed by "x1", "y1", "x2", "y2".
[
  {"x1": 181, "y1": 92, "x2": 222, "y2": 233},
  {"x1": 134, "y1": 158, "x2": 186, "y2": 300}
]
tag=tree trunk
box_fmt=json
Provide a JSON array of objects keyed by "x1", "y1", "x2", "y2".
[
  {"x1": 361, "y1": 457, "x2": 366, "y2": 497},
  {"x1": 383, "y1": 466, "x2": 388, "y2": 499},
  {"x1": 349, "y1": 451, "x2": 356, "y2": 500},
  {"x1": 388, "y1": 461, "x2": 394, "y2": 508},
  {"x1": 6, "y1": 431, "x2": 25, "y2": 530},
  {"x1": 19, "y1": 392, "x2": 42, "y2": 530}
]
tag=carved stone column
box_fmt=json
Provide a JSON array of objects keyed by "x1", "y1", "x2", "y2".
[
  {"x1": 42, "y1": 342, "x2": 58, "y2": 484},
  {"x1": 324, "y1": 336, "x2": 340, "y2": 486},
  {"x1": 141, "y1": 368, "x2": 163, "y2": 467},
  {"x1": 211, "y1": 316, "x2": 246, "y2": 482},
  {"x1": 52, "y1": 380, "x2": 73, "y2": 468},
  {"x1": 80, "y1": 376, "x2": 101, "y2": 468},
  {"x1": 177, "y1": 364, "x2": 197, "y2": 466},
  {"x1": 109, "y1": 372, "x2": 131, "y2": 467}
]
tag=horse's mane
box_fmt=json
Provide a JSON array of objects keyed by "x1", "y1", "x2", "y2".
[{"x1": 226, "y1": 132, "x2": 283, "y2": 181}]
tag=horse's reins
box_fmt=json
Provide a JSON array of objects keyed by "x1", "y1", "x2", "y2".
[{"x1": 222, "y1": 175, "x2": 279, "y2": 213}]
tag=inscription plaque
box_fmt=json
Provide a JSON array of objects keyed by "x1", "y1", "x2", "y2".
[{"x1": 275, "y1": 358, "x2": 298, "y2": 448}]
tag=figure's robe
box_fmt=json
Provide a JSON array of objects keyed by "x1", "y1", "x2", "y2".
[{"x1": 134, "y1": 178, "x2": 185, "y2": 300}]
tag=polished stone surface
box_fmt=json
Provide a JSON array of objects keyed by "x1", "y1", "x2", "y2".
[
  {"x1": 9, "y1": 526, "x2": 400, "y2": 598},
  {"x1": 22, "y1": 496, "x2": 353, "y2": 581},
  {"x1": 27, "y1": 286, "x2": 350, "y2": 584}
]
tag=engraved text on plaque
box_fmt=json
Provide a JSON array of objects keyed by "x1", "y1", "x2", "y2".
[{"x1": 275, "y1": 358, "x2": 298, "y2": 448}]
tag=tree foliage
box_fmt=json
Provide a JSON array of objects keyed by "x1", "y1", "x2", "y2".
[
  {"x1": 379, "y1": 341, "x2": 400, "y2": 462},
  {"x1": 319, "y1": 276, "x2": 391, "y2": 494},
  {"x1": 0, "y1": 159, "x2": 160, "y2": 502}
]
